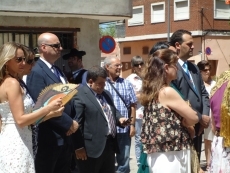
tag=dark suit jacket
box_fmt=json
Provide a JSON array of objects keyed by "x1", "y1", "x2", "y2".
[
  {"x1": 172, "y1": 61, "x2": 210, "y2": 134},
  {"x1": 72, "y1": 86, "x2": 123, "y2": 158},
  {"x1": 26, "y1": 59, "x2": 73, "y2": 147},
  {"x1": 66, "y1": 69, "x2": 87, "y2": 85}
]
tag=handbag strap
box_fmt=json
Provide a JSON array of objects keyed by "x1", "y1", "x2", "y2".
[{"x1": 107, "y1": 80, "x2": 129, "y2": 110}]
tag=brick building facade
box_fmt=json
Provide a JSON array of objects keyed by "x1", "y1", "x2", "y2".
[{"x1": 116, "y1": 0, "x2": 230, "y2": 78}]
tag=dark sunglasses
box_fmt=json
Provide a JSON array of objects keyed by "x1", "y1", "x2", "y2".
[
  {"x1": 15, "y1": 56, "x2": 39, "y2": 65},
  {"x1": 26, "y1": 57, "x2": 39, "y2": 65},
  {"x1": 202, "y1": 69, "x2": 211, "y2": 72},
  {"x1": 133, "y1": 62, "x2": 144, "y2": 67},
  {"x1": 34, "y1": 56, "x2": 39, "y2": 62},
  {"x1": 44, "y1": 43, "x2": 61, "y2": 49},
  {"x1": 15, "y1": 57, "x2": 26, "y2": 63}
]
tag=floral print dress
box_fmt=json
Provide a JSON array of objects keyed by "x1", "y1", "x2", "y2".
[{"x1": 141, "y1": 99, "x2": 191, "y2": 154}]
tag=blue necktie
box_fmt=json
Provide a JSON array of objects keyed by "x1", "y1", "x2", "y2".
[
  {"x1": 97, "y1": 94, "x2": 116, "y2": 137},
  {"x1": 52, "y1": 65, "x2": 62, "y2": 82},
  {"x1": 182, "y1": 62, "x2": 196, "y2": 91},
  {"x1": 182, "y1": 62, "x2": 190, "y2": 78}
]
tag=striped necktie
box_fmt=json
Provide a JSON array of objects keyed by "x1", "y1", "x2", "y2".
[{"x1": 96, "y1": 94, "x2": 116, "y2": 137}]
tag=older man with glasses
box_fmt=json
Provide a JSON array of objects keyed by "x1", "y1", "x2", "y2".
[{"x1": 104, "y1": 57, "x2": 137, "y2": 173}]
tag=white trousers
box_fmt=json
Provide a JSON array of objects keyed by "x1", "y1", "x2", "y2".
[{"x1": 147, "y1": 149, "x2": 191, "y2": 173}]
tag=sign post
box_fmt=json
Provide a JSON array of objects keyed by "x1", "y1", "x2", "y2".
[{"x1": 99, "y1": 36, "x2": 116, "y2": 54}]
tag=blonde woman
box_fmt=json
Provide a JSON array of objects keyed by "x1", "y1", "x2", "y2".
[{"x1": 0, "y1": 42, "x2": 63, "y2": 173}]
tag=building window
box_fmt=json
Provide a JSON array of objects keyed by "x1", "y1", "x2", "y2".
[
  {"x1": 174, "y1": 0, "x2": 190, "y2": 21},
  {"x1": 57, "y1": 33, "x2": 74, "y2": 50},
  {"x1": 142, "y1": 46, "x2": 149, "y2": 54},
  {"x1": 151, "y1": 2, "x2": 165, "y2": 23},
  {"x1": 123, "y1": 47, "x2": 131, "y2": 54},
  {"x1": 0, "y1": 33, "x2": 13, "y2": 46},
  {"x1": 214, "y1": 0, "x2": 230, "y2": 19},
  {"x1": 128, "y1": 6, "x2": 144, "y2": 26},
  {"x1": 0, "y1": 32, "x2": 73, "y2": 50}
]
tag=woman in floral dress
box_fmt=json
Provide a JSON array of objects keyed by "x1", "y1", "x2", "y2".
[{"x1": 140, "y1": 49, "x2": 199, "y2": 173}]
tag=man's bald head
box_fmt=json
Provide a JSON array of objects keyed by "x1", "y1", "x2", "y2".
[
  {"x1": 37, "y1": 33, "x2": 58, "y2": 46},
  {"x1": 37, "y1": 32, "x2": 62, "y2": 64}
]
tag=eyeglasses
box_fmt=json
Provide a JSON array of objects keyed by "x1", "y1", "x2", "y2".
[
  {"x1": 26, "y1": 57, "x2": 39, "y2": 65},
  {"x1": 202, "y1": 69, "x2": 211, "y2": 72},
  {"x1": 43, "y1": 43, "x2": 61, "y2": 49},
  {"x1": 133, "y1": 62, "x2": 144, "y2": 67},
  {"x1": 15, "y1": 57, "x2": 26, "y2": 63},
  {"x1": 34, "y1": 56, "x2": 39, "y2": 62},
  {"x1": 112, "y1": 64, "x2": 123, "y2": 68}
]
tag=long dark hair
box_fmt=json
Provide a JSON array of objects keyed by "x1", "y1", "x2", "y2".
[{"x1": 141, "y1": 49, "x2": 178, "y2": 106}]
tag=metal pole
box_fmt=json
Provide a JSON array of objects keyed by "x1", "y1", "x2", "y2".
[
  {"x1": 167, "y1": 0, "x2": 170, "y2": 42},
  {"x1": 167, "y1": 0, "x2": 171, "y2": 41},
  {"x1": 201, "y1": 8, "x2": 204, "y2": 60}
]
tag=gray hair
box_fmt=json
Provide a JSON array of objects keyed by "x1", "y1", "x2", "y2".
[
  {"x1": 103, "y1": 56, "x2": 119, "y2": 67},
  {"x1": 131, "y1": 55, "x2": 144, "y2": 67}
]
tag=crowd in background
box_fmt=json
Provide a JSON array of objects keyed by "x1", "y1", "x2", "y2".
[{"x1": 0, "y1": 29, "x2": 229, "y2": 173}]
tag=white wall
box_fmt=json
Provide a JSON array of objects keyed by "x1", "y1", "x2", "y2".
[{"x1": 0, "y1": 0, "x2": 132, "y2": 20}]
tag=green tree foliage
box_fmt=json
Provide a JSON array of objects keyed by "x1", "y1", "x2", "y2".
[{"x1": 99, "y1": 24, "x2": 116, "y2": 37}]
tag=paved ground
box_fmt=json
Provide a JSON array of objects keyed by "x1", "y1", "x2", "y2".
[
  {"x1": 130, "y1": 139, "x2": 138, "y2": 173},
  {"x1": 130, "y1": 135, "x2": 207, "y2": 173}
]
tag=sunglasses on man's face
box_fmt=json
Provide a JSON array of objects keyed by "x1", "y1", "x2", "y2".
[
  {"x1": 44, "y1": 43, "x2": 61, "y2": 49},
  {"x1": 133, "y1": 62, "x2": 144, "y2": 67}
]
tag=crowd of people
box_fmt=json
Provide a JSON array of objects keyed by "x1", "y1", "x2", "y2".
[{"x1": 0, "y1": 29, "x2": 229, "y2": 173}]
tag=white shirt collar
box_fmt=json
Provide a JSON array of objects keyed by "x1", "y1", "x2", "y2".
[
  {"x1": 178, "y1": 58, "x2": 186, "y2": 67},
  {"x1": 40, "y1": 57, "x2": 53, "y2": 69}
]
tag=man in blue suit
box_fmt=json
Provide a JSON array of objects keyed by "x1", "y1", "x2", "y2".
[
  {"x1": 27, "y1": 33, "x2": 79, "y2": 173},
  {"x1": 170, "y1": 29, "x2": 210, "y2": 161}
]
